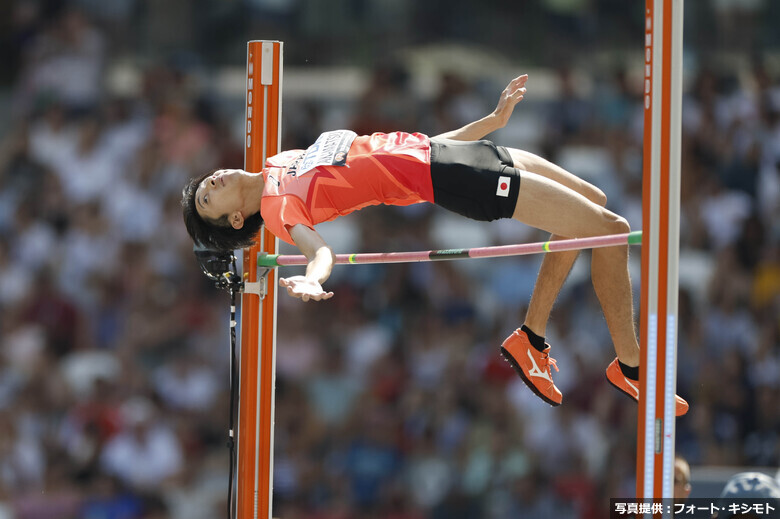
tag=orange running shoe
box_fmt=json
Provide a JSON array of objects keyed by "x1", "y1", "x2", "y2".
[
  {"x1": 605, "y1": 358, "x2": 689, "y2": 416},
  {"x1": 500, "y1": 328, "x2": 562, "y2": 406}
]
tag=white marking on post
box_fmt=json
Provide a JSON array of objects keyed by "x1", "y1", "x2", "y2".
[{"x1": 261, "y1": 42, "x2": 274, "y2": 85}]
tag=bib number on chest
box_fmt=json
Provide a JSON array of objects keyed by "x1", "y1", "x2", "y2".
[{"x1": 299, "y1": 130, "x2": 357, "y2": 175}]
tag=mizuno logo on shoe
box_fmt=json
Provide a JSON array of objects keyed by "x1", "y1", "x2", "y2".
[
  {"x1": 624, "y1": 378, "x2": 640, "y2": 399},
  {"x1": 526, "y1": 350, "x2": 552, "y2": 381}
]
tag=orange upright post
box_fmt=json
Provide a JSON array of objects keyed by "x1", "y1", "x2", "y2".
[
  {"x1": 638, "y1": 1, "x2": 683, "y2": 512},
  {"x1": 237, "y1": 40, "x2": 282, "y2": 519}
]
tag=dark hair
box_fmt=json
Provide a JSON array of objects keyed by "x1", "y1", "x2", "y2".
[{"x1": 181, "y1": 171, "x2": 264, "y2": 251}]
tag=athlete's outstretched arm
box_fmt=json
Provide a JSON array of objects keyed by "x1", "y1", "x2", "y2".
[
  {"x1": 279, "y1": 224, "x2": 335, "y2": 301},
  {"x1": 433, "y1": 74, "x2": 528, "y2": 141}
]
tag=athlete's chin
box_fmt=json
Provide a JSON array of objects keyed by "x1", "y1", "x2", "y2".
[{"x1": 217, "y1": 169, "x2": 243, "y2": 181}]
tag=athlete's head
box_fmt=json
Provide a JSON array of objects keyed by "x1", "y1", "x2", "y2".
[{"x1": 181, "y1": 169, "x2": 264, "y2": 251}]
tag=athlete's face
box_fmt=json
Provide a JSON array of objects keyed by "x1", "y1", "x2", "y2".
[{"x1": 195, "y1": 169, "x2": 247, "y2": 228}]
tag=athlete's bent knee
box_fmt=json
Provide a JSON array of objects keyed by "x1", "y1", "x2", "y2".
[
  {"x1": 610, "y1": 215, "x2": 630, "y2": 235},
  {"x1": 597, "y1": 210, "x2": 630, "y2": 236},
  {"x1": 590, "y1": 188, "x2": 607, "y2": 207}
]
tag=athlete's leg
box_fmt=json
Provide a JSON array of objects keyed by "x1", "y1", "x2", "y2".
[
  {"x1": 510, "y1": 171, "x2": 639, "y2": 365},
  {"x1": 502, "y1": 160, "x2": 688, "y2": 414},
  {"x1": 507, "y1": 148, "x2": 607, "y2": 206},
  {"x1": 506, "y1": 148, "x2": 608, "y2": 337},
  {"x1": 524, "y1": 245, "x2": 578, "y2": 336}
]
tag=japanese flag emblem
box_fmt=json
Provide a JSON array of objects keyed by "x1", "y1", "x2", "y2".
[{"x1": 496, "y1": 176, "x2": 511, "y2": 197}]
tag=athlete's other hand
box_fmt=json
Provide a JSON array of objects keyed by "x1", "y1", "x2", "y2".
[
  {"x1": 493, "y1": 74, "x2": 528, "y2": 127},
  {"x1": 279, "y1": 276, "x2": 334, "y2": 302}
]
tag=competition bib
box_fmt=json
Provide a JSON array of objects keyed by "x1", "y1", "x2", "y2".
[{"x1": 298, "y1": 130, "x2": 357, "y2": 175}]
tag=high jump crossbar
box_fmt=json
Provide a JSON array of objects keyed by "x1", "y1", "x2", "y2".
[{"x1": 257, "y1": 231, "x2": 642, "y2": 267}]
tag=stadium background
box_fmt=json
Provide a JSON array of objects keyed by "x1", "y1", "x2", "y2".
[{"x1": 0, "y1": 1, "x2": 778, "y2": 518}]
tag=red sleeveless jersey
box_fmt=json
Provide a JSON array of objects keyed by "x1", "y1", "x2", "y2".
[{"x1": 261, "y1": 131, "x2": 433, "y2": 244}]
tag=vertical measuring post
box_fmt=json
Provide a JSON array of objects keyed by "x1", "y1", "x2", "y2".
[
  {"x1": 638, "y1": 0, "x2": 683, "y2": 511},
  {"x1": 237, "y1": 40, "x2": 282, "y2": 519}
]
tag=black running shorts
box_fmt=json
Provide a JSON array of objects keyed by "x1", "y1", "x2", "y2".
[{"x1": 429, "y1": 137, "x2": 521, "y2": 221}]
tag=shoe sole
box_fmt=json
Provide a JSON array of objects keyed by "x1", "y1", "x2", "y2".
[{"x1": 500, "y1": 346, "x2": 561, "y2": 407}]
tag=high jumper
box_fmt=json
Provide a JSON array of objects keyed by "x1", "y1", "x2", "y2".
[{"x1": 182, "y1": 74, "x2": 688, "y2": 415}]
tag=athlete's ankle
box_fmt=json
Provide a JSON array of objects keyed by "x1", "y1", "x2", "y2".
[
  {"x1": 521, "y1": 324, "x2": 547, "y2": 352},
  {"x1": 618, "y1": 360, "x2": 639, "y2": 381}
]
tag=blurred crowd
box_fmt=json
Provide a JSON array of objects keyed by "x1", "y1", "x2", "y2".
[{"x1": 0, "y1": 2, "x2": 778, "y2": 519}]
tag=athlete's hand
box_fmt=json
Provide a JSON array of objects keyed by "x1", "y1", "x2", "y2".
[
  {"x1": 279, "y1": 276, "x2": 334, "y2": 302},
  {"x1": 493, "y1": 74, "x2": 528, "y2": 128}
]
